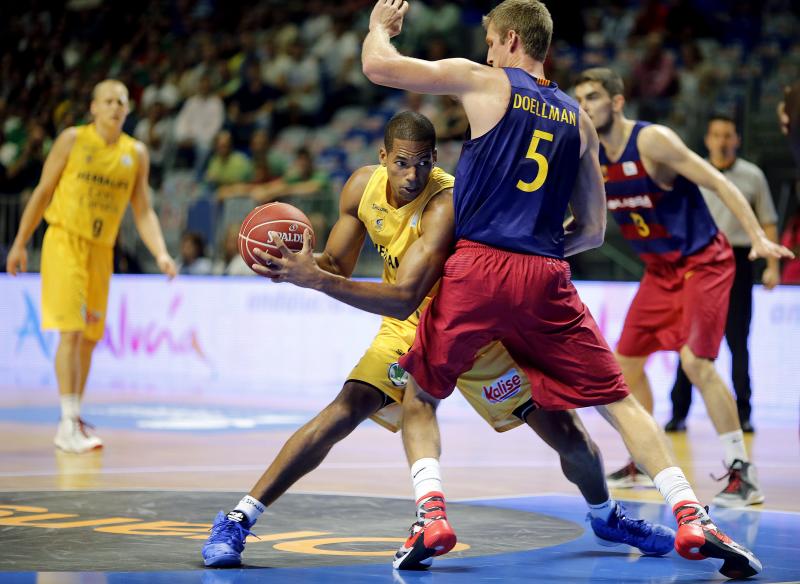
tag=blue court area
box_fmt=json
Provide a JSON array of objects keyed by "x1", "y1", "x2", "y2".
[{"x1": 2, "y1": 495, "x2": 798, "y2": 584}]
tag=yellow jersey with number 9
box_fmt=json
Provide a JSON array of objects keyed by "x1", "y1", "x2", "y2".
[
  {"x1": 44, "y1": 124, "x2": 139, "y2": 247},
  {"x1": 357, "y1": 165, "x2": 454, "y2": 327}
]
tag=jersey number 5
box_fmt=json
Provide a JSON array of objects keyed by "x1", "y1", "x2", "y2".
[{"x1": 517, "y1": 130, "x2": 554, "y2": 193}]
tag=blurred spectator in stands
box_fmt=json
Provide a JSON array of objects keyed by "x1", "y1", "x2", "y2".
[
  {"x1": 0, "y1": 121, "x2": 49, "y2": 202},
  {"x1": 134, "y1": 101, "x2": 171, "y2": 188},
  {"x1": 779, "y1": 81, "x2": 800, "y2": 169},
  {"x1": 205, "y1": 130, "x2": 253, "y2": 188},
  {"x1": 432, "y1": 95, "x2": 469, "y2": 141},
  {"x1": 174, "y1": 75, "x2": 225, "y2": 177},
  {"x1": 779, "y1": 81, "x2": 800, "y2": 284},
  {"x1": 177, "y1": 231, "x2": 213, "y2": 275},
  {"x1": 630, "y1": 33, "x2": 679, "y2": 121},
  {"x1": 141, "y1": 69, "x2": 181, "y2": 112},
  {"x1": 248, "y1": 128, "x2": 287, "y2": 183},
  {"x1": 267, "y1": 40, "x2": 323, "y2": 127},
  {"x1": 631, "y1": 0, "x2": 668, "y2": 38},
  {"x1": 227, "y1": 61, "x2": 280, "y2": 148},
  {"x1": 212, "y1": 222, "x2": 254, "y2": 276},
  {"x1": 401, "y1": 92, "x2": 438, "y2": 121},
  {"x1": 313, "y1": 14, "x2": 366, "y2": 117}
]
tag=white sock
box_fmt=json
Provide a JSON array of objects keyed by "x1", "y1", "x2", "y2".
[
  {"x1": 231, "y1": 495, "x2": 265, "y2": 526},
  {"x1": 60, "y1": 394, "x2": 80, "y2": 421},
  {"x1": 719, "y1": 430, "x2": 748, "y2": 466},
  {"x1": 411, "y1": 457, "x2": 443, "y2": 502},
  {"x1": 588, "y1": 499, "x2": 616, "y2": 522},
  {"x1": 653, "y1": 466, "x2": 701, "y2": 511}
]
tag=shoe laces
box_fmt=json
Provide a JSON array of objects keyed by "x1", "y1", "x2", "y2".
[
  {"x1": 208, "y1": 517, "x2": 256, "y2": 548},
  {"x1": 612, "y1": 505, "x2": 652, "y2": 536},
  {"x1": 417, "y1": 495, "x2": 447, "y2": 523},
  {"x1": 675, "y1": 503, "x2": 710, "y2": 526},
  {"x1": 77, "y1": 418, "x2": 96, "y2": 437},
  {"x1": 711, "y1": 460, "x2": 745, "y2": 493}
]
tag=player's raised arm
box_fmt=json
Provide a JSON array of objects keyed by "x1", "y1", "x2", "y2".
[
  {"x1": 5, "y1": 127, "x2": 77, "y2": 275},
  {"x1": 564, "y1": 111, "x2": 606, "y2": 256},
  {"x1": 362, "y1": 0, "x2": 487, "y2": 97},
  {"x1": 640, "y1": 125, "x2": 794, "y2": 261},
  {"x1": 256, "y1": 189, "x2": 454, "y2": 320},
  {"x1": 313, "y1": 166, "x2": 373, "y2": 278}
]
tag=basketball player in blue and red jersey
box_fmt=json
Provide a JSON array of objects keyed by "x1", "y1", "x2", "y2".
[
  {"x1": 574, "y1": 68, "x2": 793, "y2": 510},
  {"x1": 335, "y1": 0, "x2": 763, "y2": 578}
]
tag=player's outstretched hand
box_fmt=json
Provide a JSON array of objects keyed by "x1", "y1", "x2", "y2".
[
  {"x1": 762, "y1": 264, "x2": 780, "y2": 290},
  {"x1": 253, "y1": 229, "x2": 319, "y2": 288},
  {"x1": 156, "y1": 253, "x2": 178, "y2": 280},
  {"x1": 5, "y1": 244, "x2": 27, "y2": 276},
  {"x1": 749, "y1": 236, "x2": 795, "y2": 262},
  {"x1": 369, "y1": 0, "x2": 410, "y2": 38}
]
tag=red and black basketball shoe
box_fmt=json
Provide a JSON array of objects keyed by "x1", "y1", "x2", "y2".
[
  {"x1": 673, "y1": 501, "x2": 762, "y2": 579},
  {"x1": 392, "y1": 492, "x2": 457, "y2": 570}
]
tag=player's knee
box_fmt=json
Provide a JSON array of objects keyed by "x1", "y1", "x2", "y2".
[
  {"x1": 331, "y1": 383, "x2": 383, "y2": 426},
  {"x1": 58, "y1": 332, "x2": 82, "y2": 352},
  {"x1": 679, "y1": 347, "x2": 714, "y2": 386}
]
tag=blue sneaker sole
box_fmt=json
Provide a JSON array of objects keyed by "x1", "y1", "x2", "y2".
[{"x1": 203, "y1": 553, "x2": 242, "y2": 568}]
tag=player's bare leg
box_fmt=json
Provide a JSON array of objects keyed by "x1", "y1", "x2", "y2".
[
  {"x1": 77, "y1": 338, "x2": 98, "y2": 400},
  {"x1": 526, "y1": 408, "x2": 674, "y2": 555},
  {"x1": 53, "y1": 331, "x2": 101, "y2": 453},
  {"x1": 248, "y1": 382, "x2": 384, "y2": 507},
  {"x1": 598, "y1": 396, "x2": 762, "y2": 578},
  {"x1": 393, "y1": 376, "x2": 455, "y2": 570},
  {"x1": 680, "y1": 345, "x2": 763, "y2": 507},
  {"x1": 606, "y1": 355, "x2": 656, "y2": 487},
  {"x1": 202, "y1": 381, "x2": 384, "y2": 567},
  {"x1": 525, "y1": 409, "x2": 607, "y2": 503}
]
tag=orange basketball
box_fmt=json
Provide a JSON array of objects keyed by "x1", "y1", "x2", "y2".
[{"x1": 238, "y1": 202, "x2": 315, "y2": 273}]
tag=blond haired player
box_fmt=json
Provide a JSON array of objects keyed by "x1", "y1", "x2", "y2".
[
  {"x1": 6, "y1": 80, "x2": 177, "y2": 453},
  {"x1": 202, "y1": 112, "x2": 673, "y2": 571}
]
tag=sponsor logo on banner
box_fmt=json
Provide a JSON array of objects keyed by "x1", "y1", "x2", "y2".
[
  {"x1": 482, "y1": 368, "x2": 523, "y2": 403},
  {"x1": 388, "y1": 362, "x2": 409, "y2": 387}
]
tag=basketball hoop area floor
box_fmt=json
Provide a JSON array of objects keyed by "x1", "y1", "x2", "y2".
[{"x1": 1, "y1": 399, "x2": 799, "y2": 583}]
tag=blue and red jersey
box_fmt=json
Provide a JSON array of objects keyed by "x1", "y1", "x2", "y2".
[
  {"x1": 599, "y1": 121, "x2": 718, "y2": 265},
  {"x1": 454, "y1": 68, "x2": 581, "y2": 258}
]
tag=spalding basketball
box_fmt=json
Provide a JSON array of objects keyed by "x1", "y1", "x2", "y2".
[{"x1": 238, "y1": 202, "x2": 315, "y2": 272}]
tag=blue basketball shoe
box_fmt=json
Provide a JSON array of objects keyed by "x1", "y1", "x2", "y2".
[
  {"x1": 202, "y1": 511, "x2": 253, "y2": 567},
  {"x1": 589, "y1": 503, "x2": 675, "y2": 556}
]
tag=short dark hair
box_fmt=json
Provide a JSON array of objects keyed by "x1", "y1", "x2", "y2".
[
  {"x1": 576, "y1": 68, "x2": 625, "y2": 97},
  {"x1": 384, "y1": 111, "x2": 436, "y2": 152},
  {"x1": 707, "y1": 114, "x2": 738, "y2": 132},
  {"x1": 482, "y1": 0, "x2": 552, "y2": 62}
]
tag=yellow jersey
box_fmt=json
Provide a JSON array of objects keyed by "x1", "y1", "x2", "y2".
[
  {"x1": 44, "y1": 124, "x2": 139, "y2": 247},
  {"x1": 357, "y1": 165, "x2": 454, "y2": 326}
]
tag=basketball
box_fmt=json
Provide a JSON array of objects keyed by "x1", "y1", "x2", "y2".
[{"x1": 238, "y1": 202, "x2": 315, "y2": 272}]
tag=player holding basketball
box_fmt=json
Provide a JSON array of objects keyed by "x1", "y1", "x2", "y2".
[
  {"x1": 260, "y1": 0, "x2": 765, "y2": 578},
  {"x1": 203, "y1": 112, "x2": 674, "y2": 571},
  {"x1": 573, "y1": 69, "x2": 793, "y2": 506},
  {"x1": 5, "y1": 80, "x2": 176, "y2": 453}
]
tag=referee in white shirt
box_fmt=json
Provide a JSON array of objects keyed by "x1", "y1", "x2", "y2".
[{"x1": 666, "y1": 115, "x2": 780, "y2": 434}]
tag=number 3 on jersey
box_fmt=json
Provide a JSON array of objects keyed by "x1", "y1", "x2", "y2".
[{"x1": 517, "y1": 130, "x2": 554, "y2": 193}]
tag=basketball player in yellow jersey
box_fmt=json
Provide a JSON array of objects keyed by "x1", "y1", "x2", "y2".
[
  {"x1": 202, "y1": 112, "x2": 673, "y2": 572},
  {"x1": 6, "y1": 80, "x2": 177, "y2": 453}
]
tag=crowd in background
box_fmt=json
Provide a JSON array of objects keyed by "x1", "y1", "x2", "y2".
[{"x1": 1, "y1": 0, "x2": 799, "y2": 279}]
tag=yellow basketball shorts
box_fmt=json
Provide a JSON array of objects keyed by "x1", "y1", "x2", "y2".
[
  {"x1": 40, "y1": 225, "x2": 113, "y2": 341},
  {"x1": 348, "y1": 318, "x2": 533, "y2": 432}
]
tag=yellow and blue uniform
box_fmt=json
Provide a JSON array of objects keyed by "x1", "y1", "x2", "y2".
[
  {"x1": 41, "y1": 124, "x2": 139, "y2": 340},
  {"x1": 348, "y1": 166, "x2": 534, "y2": 432}
]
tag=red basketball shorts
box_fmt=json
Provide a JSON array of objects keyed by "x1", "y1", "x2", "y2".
[
  {"x1": 617, "y1": 233, "x2": 735, "y2": 359},
  {"x1": 398, "y1": 240, "x2": 629, "y2": 410}
]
